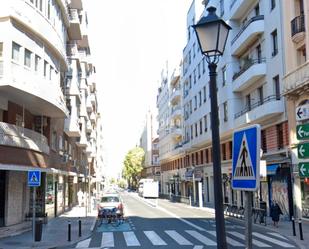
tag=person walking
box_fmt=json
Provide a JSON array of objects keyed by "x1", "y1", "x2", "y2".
[{"x1": 270, "y1": 200, "x2": 283, "y2": 227}]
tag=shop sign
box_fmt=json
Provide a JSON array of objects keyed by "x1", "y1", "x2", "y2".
[
  {"x1": 297, "y1": 124, "x2": 309, "y2": 140},
  {"x1": 298, "y1": 143, "x2": 309, "y2": 158},
  {"x1": 299, "y1": 163, "x2": 309, "y2": 177},
  {"x1": 296, "y1": 104, "x2": 309, "y2": 121}
]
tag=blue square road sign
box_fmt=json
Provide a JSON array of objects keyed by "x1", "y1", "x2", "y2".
[{"x1": 28, "y1": 170, "x2": 41, "y2": 187}]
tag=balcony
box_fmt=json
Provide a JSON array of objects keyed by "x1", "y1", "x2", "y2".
[
  {"x1": 171, "y1": 106, "x2": 182, "y2": 120},
  {"x1": 66, "y1": 42, "x2": 79, "y2": 59},
  {"x1": 232, "y1": 58, "x2": 266, "y2": 92},
  {"x1": 90, "y1": 112, "x2": 96, "y2": 123},
  {"x1": 283, "y1": 61, "x2": 309, "y2": 95},
  {"x1": 230, "y1": 0, "x2": 255, "y2": 20},
  {"x1": 76, "y1": 134, "x2": 87, "y2": 147},
  {"x1": 170, "y1": 86, "x2": 181, "y2": 104},
  {"x1": 231, "y1": 15, "x2": 264, "y2": 56},
  {"x1": 86, "y1": 97, "x2": 93, "y2": 113},
  {"x1": 0, "y1": 122, "x2": 49, "y2": 154},
  {"x1": 170, "y1": 126, "x2": 182, "y2": 138},
  {"x1": 234, "y1": 95, "x2": 284, "y2": 127},
  {"x1": 68, "y1": 9, "x2": 82, "y2": 40},
  {"x1": 64, "y1": 116, "x2": 81, "y2": 137},
  {"x1": 291, "y1": 15, "x2": 305, "y2": 43},
  {"x1": 90, "y1": 94, "x2": 96, "y2": 105},
  {"x1": 86, "y1": 121, "x2": 92, "y2": 133}
]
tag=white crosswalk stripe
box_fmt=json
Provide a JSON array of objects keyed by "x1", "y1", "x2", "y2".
[
  {"x1": 228, "y1": 231, "x2": 271, "y2": 247},
  {"x1": 165, "y1": 230, "x2": 193, "y2": 245},
  {"x1": 186, "y1": 230, "x2": 217, "y2": 246},
  {"x1": 207, "y1": 230, "x2": 244, "y2": 247},
  {"x1": 253, "y1": 232, "x2": 295, "y2": 247},
  {"x1": 101, "y1": 232, "x2": 114, "y2": 247},
  {"x1": 123, "y1": 231, "x2": 141, "y2": 246},
  {"x1": 144, "y1": 231, "x2": 167, "y2": 245},
  {"x1": 75, "y1": 229, "x2": 296, "y2": 248}
]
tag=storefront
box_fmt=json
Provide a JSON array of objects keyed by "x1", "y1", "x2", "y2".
[
  {"x1": 45, "y1": 174, "x2": 55, "y2": 218},
  {"x1": 301, "y1": 177, "x2": 309, "y2": 218}
]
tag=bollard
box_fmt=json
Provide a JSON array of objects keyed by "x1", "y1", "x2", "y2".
[
  {"x1": 78, "y1": 219, "x2": 82, "y2": 237},
  {"x1": 68, "y1": 221, "x2": 71, "y2": 242},
  {"x1": 189, "y1": 196, "x2": 192, "y2": 206},
  {"x1": 299, "y1": 219, "x2": 304, "y2": 240},
  {"x1": 291, "y1": 216, "x2": 296, "y2": 236}
]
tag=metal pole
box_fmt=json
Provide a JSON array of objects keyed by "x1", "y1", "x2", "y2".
[
  {"x1": 192, "y1": 170, "x2": 196, "y2": 206},
  {"x1": 208, "y1": 62, "x2": 227, "y2": 249},
  {"x1": 299, "y1": 219, "x2": 304, "y2": 240},
  {"x1": 245, "y1": 191, "x2": 253, "y2": 249},
  {"x1": 79, "y1": 219, "x2": 82, "y2": 237},
  {"x1": 68, "y1": 221, "x2": 71, "y2": 241},
  {"x1": 32, "y1": 187, "x2": 36, "y2": 242},
  {"x1": 292, "y1": 216, "x2": 296, "y2": 236}
]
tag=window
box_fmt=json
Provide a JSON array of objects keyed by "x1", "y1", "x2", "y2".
[
  {"x1": 256, "y1": 44, "x2": 262, "y2": 63},
  {"x1": 199, "y1": 119, "x2": 203, "y2": 135},
  {"x1": 193, "y1": 70, "x2": 196, "y2": 84},
  {"x1": 228, "y1": 141, "x2": 232, "y2": 159},
  {"x1": 16, "y1": 114, "x2": 23, "y2": 127},
  {"x1": 222, "y1": 144, "x2": 226, "y2": 160},
  {"x1": 277, "y1": 123, "x2": 284, "y2": 149},
  {"x1": 273, "y1": 75, "x2": 280, "y2": 100},
  {"x1": 35, "y1": 55, "x2": 41, "y2": 72},
  {"x1": 194, "y1": 96, "x2": 197, "y2": 110},
  {"x1": 223, "y1": 102, "x2": 228, "y2": 122},
  {"x1": 193, "y1": 43, "x2": 196, "y2": 58},
  {"x1": 188, "y1": 50, "x2": 191, "y2": 64},
  {"x1": 190, "y1": 125, "x2": 193, "y2": 139},
  {"x1": 49, "y1": 65, "x2": 53, "y2": 80},
  {"x1": 271, "y1": 0, "x2": 276, "y2": 10},
  {"x1": 198, "y1": 63, "x2": 201, "y2": 78},
  {"x1": 0, "y1": 43, "x2": 3, "y2": 58},
  {"x1": 189, "y1": 100, "x2": 192, "y2": 114},
  {"x1": 204, "y1": 115, "x2": 207, "y2": 132},
  {"x1": 203, "y1": 86, "x2": 206, "y2": 102},
  {"x1": 24, "y1": 49, "x2": 31, "y2": 68},
  {"x1": 222, "y1": 66, "x2": 226, "y2": 86},
  {"x1": 51, "y1": 131, "x2": 57, "y2": 150},
  {"x1": 44, "y1": 61, "x2": 48, "y2": 77},
  {"x1": 199, "y1": 91, "x2": 202, "y2": 107},
  {"x1": 261, "y1": 130, "x2": 267, "y2": 153},
  {"x1": 255, "y1": 4, "x2": 260, "y2": 16},
  {"x1": 202, "y1": 57, "x2": 206, "y2": 73},
  {"x1": 195, "y1": 123, "x2": 198, "y2": 137},
  {"x1": 220, "y1": 0, "x2": 224, "y2": 16},
  {"x1": 271, "y1": 29, "x2": 278, "y2": 56},
  {"x1": 12, "y1": 42, "x2": 20, "y2": 61},
  {"x1": 246, "y1": 94, "x2": 251, "y2": 111},
  {"x1": 258, "y1": 86, "x2": 264, "y2": 104}
]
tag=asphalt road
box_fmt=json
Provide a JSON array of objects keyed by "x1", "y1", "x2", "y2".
[{"x1": 69, "y1": 191, "x2": 300, "y2": 249}]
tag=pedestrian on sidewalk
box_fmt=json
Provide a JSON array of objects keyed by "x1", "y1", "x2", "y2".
[{"x1": 270, "y1": 200, "x2": 283, "y2": 228}]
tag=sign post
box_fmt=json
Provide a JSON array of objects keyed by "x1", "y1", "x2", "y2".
[
  {"x1": 28, "y1": 170, "x2": 41, "y2": 242},
  {"x1": 232, "y1": 125, "x2": 261, "y2": 249}
]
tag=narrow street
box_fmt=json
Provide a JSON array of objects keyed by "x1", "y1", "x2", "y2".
[{"x1": 69, "y1": 191, "x2": 299, "y2": 249}]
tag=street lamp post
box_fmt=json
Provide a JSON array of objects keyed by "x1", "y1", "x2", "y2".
[{"x1": 193, "y1": 6, "x2": 231, "y2": 249}]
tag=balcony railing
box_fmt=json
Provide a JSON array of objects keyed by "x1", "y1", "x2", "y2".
[
  {"x1": 231, "y1": 15, "x2": 264, "y2": 45},
  {"x1": 291, "y1": 15, "x2": 305, "y2": 37},
  {"x1": 0, "y1": 122, "x2": 49, "y2": 154},
  {"x1": 233, "y1": 58, "x2": 266, "y2": 81},
  {"x1": 234, "y1": 95, "x2": 280, "y2": 119}
]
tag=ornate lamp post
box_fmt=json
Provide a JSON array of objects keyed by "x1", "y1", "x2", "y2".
[{"x1": 192, "y1": 5, "x2": 231, "y2": 249}]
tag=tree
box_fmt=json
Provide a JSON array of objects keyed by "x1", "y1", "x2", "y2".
[{"x1": 122, "y1": 147, "x2": 145, "y2": 189}]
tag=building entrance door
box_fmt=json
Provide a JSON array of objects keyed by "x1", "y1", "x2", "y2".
[{"x1": 0, "y1": 171, "x2": 6, "y2": 226}]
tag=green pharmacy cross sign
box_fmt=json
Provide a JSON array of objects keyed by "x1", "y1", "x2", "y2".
[
  {"x1": 297, "y1": 124, "x2": 309, "y2": 140},
  {"x1": 298, "y1": 143, "x2": 309, "y2": 158},
  {"x1": 298, "y1": 163, "x2": 309, "y2": 177}
]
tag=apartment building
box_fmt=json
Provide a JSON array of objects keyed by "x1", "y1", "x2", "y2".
[
  {"x1": 282, "y1": 0, "x2": 309, "y2": 219},
  {"x1": 0, "y1": 0, "x2": 100, "y2": 229},
  {"x1": 159, "y1": 0, "x2": 292, "y2": 216}
]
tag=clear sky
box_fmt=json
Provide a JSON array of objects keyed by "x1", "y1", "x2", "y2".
[{"x1": 85, "y1": 0, "x2": 193, "y2": 179}]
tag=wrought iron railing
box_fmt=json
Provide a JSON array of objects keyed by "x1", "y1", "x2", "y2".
[
  {"x1": 231, "y1": 15, "x2": 264, "y2": 45},
  {"x1": 234, "y1": 95, "x2": 280, "y2": 119},
  {"x1": 233, "y1": 58, "x2": 266, "y2": 81},
  {"x1": 291, "y1": 15, "x2": 305, "y2": 37}
]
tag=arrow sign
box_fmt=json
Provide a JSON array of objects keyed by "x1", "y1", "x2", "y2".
[
  {"x1": 297, "y1": 124, "x2": 309, "y2": 140},
  {"x1": 298, "y1": 143, "x2": 309, "y2": 158},
  {"x1": 296, "y1": 104, "x2": 309, "y2": 121},
  {"x1": 298, "y1": 163, "x2": 309, "y2": 177}
]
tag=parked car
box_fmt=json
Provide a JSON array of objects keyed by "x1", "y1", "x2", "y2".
[{"x1": 97, "y1": 193, "x2": 124, "y2": 216}]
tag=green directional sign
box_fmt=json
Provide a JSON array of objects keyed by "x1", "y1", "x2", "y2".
[
  {"x1": 298, "y1": 163, "x2": 309, "y2": 177},
  {"x1": 297, "y1": 124, "x2": 309, "y2": 140},
  {"x1": 298, "y1": 143, "x2": 309, "y2": 158}
]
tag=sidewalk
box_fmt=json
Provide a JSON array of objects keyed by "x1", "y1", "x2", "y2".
[
  {"x1": 0, "y1": 206, "x2": 97, "y2": 249},
  {"x1": 161, "y1": 198, "x2": 309, "y2": 249}
]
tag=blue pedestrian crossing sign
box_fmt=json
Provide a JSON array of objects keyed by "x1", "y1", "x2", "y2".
[
  {"x1": 232, "y1": 124, "x2": 261, "y2": 191},
  {"x1": 28, "y1": 170, "x2": 41, "y2": 187}
]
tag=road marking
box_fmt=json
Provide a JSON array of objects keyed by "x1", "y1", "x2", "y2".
[
  {"x1": 185, "y1": 230, "x2": 217, "y2": 246},
  {"x1": 267, "y1": 232, "x2": 289, "y2": 240},
  {"x1": 193, "y1": 246, "x2": 204, "y2": 249},
  {"x1": 228, "y1": 231, "x2": 271, "y2": 247},
  {"x1": 207, "y1": 231, "x2": 244, "y2": 246},
  {"x1": 123, "y1": 231, "x2": 141, "y2": 246},
  {"x1": 101, "y1": 232, "x2": 114, "y2": 247},
  {"x1": 75, "y1": 238, "x2": 91, "y2": 248},
  {"x1": 144, "y1": 231, "x2": 167, "y2": 245},
  {"x1": 165, "y1": 230, "x2": 193, "y2": 245},
  {"x1": 253, "y1": 232, "x2": 295, "y2": 247}
]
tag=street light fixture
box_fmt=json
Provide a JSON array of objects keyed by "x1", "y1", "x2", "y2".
[{"x1": 193, "y1": 5, "x2": 231, "y2": 249}]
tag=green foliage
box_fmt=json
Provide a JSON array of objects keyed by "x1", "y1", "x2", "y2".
[{"x1": 122, "y1": 147, "x2": 145, "y2": 188}]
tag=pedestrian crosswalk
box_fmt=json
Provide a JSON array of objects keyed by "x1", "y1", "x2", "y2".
[{"x1": 75, "y1": 230, "x2": 296, "y2": 248}]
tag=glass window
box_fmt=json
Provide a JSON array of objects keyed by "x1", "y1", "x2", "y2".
[
  {"x1": 271, "y1": 29, "x2": 278, "y2": 56},
  {"x1": 12, "y1": 42, "x2": 21, "y2": 62},
  {"x1": 273, "y1": 75, "x2": 280, "y2": 100},
  {"x1": 271, "y1": 0, "x2": 276, "y2": 10},
  {"x1": 222, "y1": 66, "x2": 226, "y2": 86},
  {"x1": 44, "y1": 61, "x2": 48, "y2": 77},
  {"x1": 35, "y1": 55, "x2": 41, "y2": 72},
  {"x1": 199, "y1": 119, "x2": 203, "y2": 135},
  {"x1": 203, "y1": 86, "x2": 206, "y2": 102},
  {"x1": 199, "y1": 91, "x2": 202, "y2": 106},
  {"x1": 204, "y1": 115, "x2": 207, "y2": 132},
  {"x1": 223, "y1": 102, "x2": 228, "y2": 122},
  {"x1": 24, "y1": 49, "x2": 31, "y2": 68}
]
